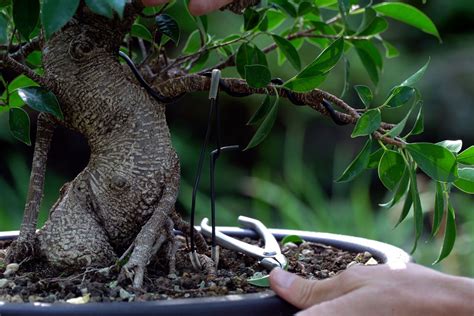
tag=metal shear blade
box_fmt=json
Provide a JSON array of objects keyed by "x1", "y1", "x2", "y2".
[{"x1": 200, "y1": 216, "x2": 287, "y2": 270}]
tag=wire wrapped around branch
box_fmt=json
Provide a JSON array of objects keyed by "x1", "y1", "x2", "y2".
[{"x1": 154, "y1": 74, "x2": 404, "y2": 147}]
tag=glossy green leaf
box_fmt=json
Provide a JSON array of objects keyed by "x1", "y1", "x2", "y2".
[
  {"x1": 406, "y1": 102, "x2": 424, "y2": 136},
  {"x1": 353, "y1": 40, "x2": 382, "y2": 85},
  {"x1": 395, "y1": 189, "x2": 411, "y2": 226},
  {"x1": 271, "y1": 0, "x2": 297, "y2": 17},
  {"x1": 281, "y1": 234, "x2": 304, "y2": 245},
  {"x1": 351, "y1": 109, "x2": 381, "y2": 138},
  {"x1": 245, "y1": 94, "x2": 279, "y2": 150},
  {"x1": 236, "y1": 43, "x2": 254, "y2": 78},
  {"x1": 284, "y1": 37, "x2": 344, "y2": 92},
  {"x1": 131, "y1": 24, "x2": 153, "y2": 42},
  {"x1": 297, "y1": 1, "x2": 314, "y2": 16},
  {"x1": 378, "y1": 150, "x2": 405, "y2": 191},
  {"x1": 368, "y1": 147, "x2": 384, "y2": 169},
  {"x1": 247, "y1": 274, "x2": 270, "y2": 287},
  {"x1": 336, "y1": 137, "x2": 372, "y2": 182},
  {"x1": 433, "y1": 203, "x2": 456, "y2": 263},
  {"x1": 401, "y1": 58, "x2": 430, "y2": 87},
  {"x1": 457, "y1": 146, "x2": 474, "y2": 165},
  {"x1": 244, "y1": 8, "x2": 261, "y2": 31},
  {"x1": 266, "y1": 9, "x2": 286, "y2": 31},
  {"x1": 85, "y1": 0, "x2": 113, "y2": 18},
  {"x1": 156, "y1": 14, "x2": 180, "y2": 44},
  {"x1": 272, "y1": 35, "x2": 301, "y2": 70},
  {"x1": 9, "y1": 107, "x2": 31, "y2": 145},
  {"x1": 41, "y1": 0, "x2": 80, "y2": 38},
  {"x1": 13, "y1": 0, "x2": 40, "y2": 39},
  {"x1": 182, "y1": 29, "x2": 201, "y2": 54},
  {"x1": 381, "y1": 167, "x2": 409, "y2": 209},
  {"x1": 0, "y1": 12, "x2": 9, "y2": 44},
  {"x1": 258, "y1": 15, "x2": 268, "y2": 31},
  {"x1": 432, "y1": 182, "x2": 445, "y2": 236},
  {"x1": 409, "y1": 165, "x2": 423, "y2": 253},
  {"x1": 436, "y1": 140, "x2": 462, "y2": 154},
  {"x1": 406, "y1": 143, "x2": 458, "y2": 182},
  {"x1": 373, "y1": 2, "x2": 440, "y2": 40},
  {"x1": 382, "y1": 40, "x2": 399, "y2": 58},
  {"x1": 453, "y1": 168, "x2": 474, "y2": 194},
  {"x1": 384, "y1": 86, "x2": 415, "y2": 108},
  {"x1": 354, "y1": 85, "x2": 372, "y2": 108},
  {"x1": 248, "y1": 95, "x2": 272, "y2": 125},
  {"x1": 17, "y1": 87, "x2": 63, "y2": 120},
  {"x1": 356, "y1": 7, "x2": 376, "y2": 34},
  {"x1": 189, "y1": 51, "x2": 209, "y2": 73},
  {"x1": 359, "y1": 17, "x2": 388, "y2": 36},
  {"x1": 245, "y1": 64, "x2": 271, "y2": 88}
]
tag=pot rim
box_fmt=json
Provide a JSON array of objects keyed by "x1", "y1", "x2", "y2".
[{"x1": 0, "y1": 228, "x2": 411, "y2": 316}]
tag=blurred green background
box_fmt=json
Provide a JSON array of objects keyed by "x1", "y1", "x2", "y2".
[{"x1": 0, "y1": 0, "x2": 473, "y2": 277}]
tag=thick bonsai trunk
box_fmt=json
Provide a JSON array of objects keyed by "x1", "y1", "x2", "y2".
[{"x1": 7, "y1": 9, "x2": 186, "y2": 287}]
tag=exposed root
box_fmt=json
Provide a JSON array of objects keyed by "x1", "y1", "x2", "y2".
[
  {"x1": 5, "y1": 238, "x2": 38, "y2": 265},
  {"x1": 171, "y1": 210, "x2": 208, "y2": 252},
  {"x1": 198, "y1": 254, "x2": 217, "y2": 280}
]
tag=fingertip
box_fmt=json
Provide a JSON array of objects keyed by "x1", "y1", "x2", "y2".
[{"x1": 188, "y1": 0, "x2": 233, "y2": 16}]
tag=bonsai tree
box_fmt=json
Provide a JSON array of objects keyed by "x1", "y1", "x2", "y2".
[{"x1": 0, "y1": 0, "x2": 472, "y2": 289}]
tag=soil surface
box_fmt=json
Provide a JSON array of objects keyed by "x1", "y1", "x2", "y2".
[{"x1": 0, "y1": 237, "x2": 376, "y2": 303}]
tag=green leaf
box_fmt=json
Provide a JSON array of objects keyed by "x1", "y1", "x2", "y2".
[
  {"x1": 351, "y1": 109, "x2": 381, "y2": 138},
  {"x1": 244, "y1": 8, "x2": 261, "y2": 31},
  {"x1": 297, "y1": 1, "x2": 314, "y2": 16},
  {"x1": 356, "y1": 7, "x2": 376, "y2": 34},
  {"x1": 156, "y1": 14, "x2": 180, "y2": 44},
  {"x1": 401, "y1": 58, "x2": 430, "y2": 87},
  {"x1": 340, "y1": 57, "x2": 350, "y2": 98},
  {"x1": 131, "y1": 24, "x2": 153, "y2": 42},
  {"x1": 395, "y1": 189, "x2": 412, "y2": 226},
  {"x1": 453, "y1": 168, "x2": 474, "y2": 194},
  {"x1": 247, "y1": 274, "x2": 270, "y2": 287},
  {"x1": 41, "y1": 0, "x2": 80, "y2": 38},
  {"x1": 457, "y1": 146, "x2": 474, "y2": 165},
  {"x1": 13, "y1": 0, "x2": 40, "y2": 39},
  {"x1": 378, "y1": 150, "x2": 405, "y2": 191},
  {"x1": 359, "y1": 17, "x2": 388, "y2": 37},
  {"x1": 432, "y1": 182, "x2": 445, "y2": 236},
  {"x1": 272, "y1": 35, "x2": 301, "y2": 70},
  {"x1": 382, "y1": 40, "x2": 399, "y2": 58},
  {"x1": 406, "y1": 102, "x2": 424, "y2": 137},
  {"x1": 436, "y1": 140, "x2": 462, "y2": 154},
  {"x1": 353, "y1": 40, "x2": 382, "y2": 85},
  {"x1": 189, "y1": 51, "x2": 209, "y2": 73},
  {"x1": 368, "y1": 147, "x2": 384, "y2": 169},
  {"x1": 9, "y1": 107, "x2": 31, "y2": 145},
  {"x1": 85, "y1": 0, "x2": 113, "y2": 19},
  {"x1": 281, "y1": 234, "x2": 304, "y2": 245},
  {"x1": 182, "y1": 29, "x2": 201, "y2": 54},
  {"x1": 433, "y1": 203, "x2": 456, "y2": 263},
  {"x1": 270, "y1": 0, "x2": 297, "y2": 17},
  {"x1": 245, "y1": 64, "x2": 271, "y2": 88},
  {"x1": 17, "y1": 87, "x2": 63, "y2": 120},
  {"x1": 381, "y1": 167, "x2": 409, "y2": 209},
  {"x1": 384, "y1": 86, "x2": 415, "y2": 108},
  {"x1": 266, "y1": 9, "x2": 286, "y2": 31},
  {"x1": 336, "y1": 137, "x2": 372, "y2": 182},
  {"x1": 409, "y1": 164, "x2": 423, "y2": 253},
  {"x1": 354, "y1": 85, "x2": 372, "y2": 108},
  {"x1": 406, "y1": 143, "x2": 458, "y2": 182},
  {"x1": 245, "y1": 94, "x2": 279, "y2": 150},
  {"x1": 258, "y1": 15, "x2": 268, "y2": 31},
  {"x1": 0, "y1": 12, "x2": 9, "y2": 45},
  {"x1": 248, "y1": 95, "x2": 272, "y2": 125},
  {"x1": 284, "y1": 37, "x2": 344, "y2": 92},
  {"x1": 373, "y1": 2, "x2": 440, "y2": 40},
  {"x1": 236, "y1": 43, "x2": 267, "y2": 79}
]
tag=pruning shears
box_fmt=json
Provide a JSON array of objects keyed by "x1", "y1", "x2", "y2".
[{"x1": 200, "y1": 216, "x2": 287, "y2": 271}]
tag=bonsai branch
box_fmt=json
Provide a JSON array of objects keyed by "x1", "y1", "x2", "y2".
[{"x1": 155, "y1": 74, "x2": 404, "y2": 147}]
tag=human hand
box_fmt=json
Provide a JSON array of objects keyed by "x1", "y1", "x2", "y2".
[
  {"x1": 269, "y1": 263, "x2": 474, "y2": 315},
  {"x1": 142, "y1": 0, "x2": 233, "y2": 16}
]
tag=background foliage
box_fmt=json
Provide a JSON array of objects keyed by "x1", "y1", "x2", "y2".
[{"x1": 0, "y1": 0, "x2": 472, "y2": 277}]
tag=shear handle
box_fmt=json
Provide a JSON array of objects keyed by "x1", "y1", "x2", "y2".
[{"x1": 237, "y1": 216, "x2": 280, "y2": 256}]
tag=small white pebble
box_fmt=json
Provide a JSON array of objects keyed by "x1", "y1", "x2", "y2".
[
  {"x1": 365, "y1": 258, "x2": 379, "y2": 265},
  {"x1": 363, "y1": 251, "x2": 372, "y2": 259},
  {"x1": 3, "y1": 263, "x2": 19, "y2": 277},
  {"x1": 0, "y1": 278, "x2": 10, "y2": 288}
]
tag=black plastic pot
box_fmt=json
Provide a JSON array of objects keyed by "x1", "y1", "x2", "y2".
[{"x1": 0, "y1": 228, "x2": 411, "y2": 316}]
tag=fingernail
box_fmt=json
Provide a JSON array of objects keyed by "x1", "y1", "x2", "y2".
[{"x1": 271, "y1": 268, "x2": 296, "y2": 289}]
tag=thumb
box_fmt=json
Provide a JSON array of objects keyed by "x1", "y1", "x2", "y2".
[{"x1": 269, "y1": 268, "x2": 339, "y2": 309}]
